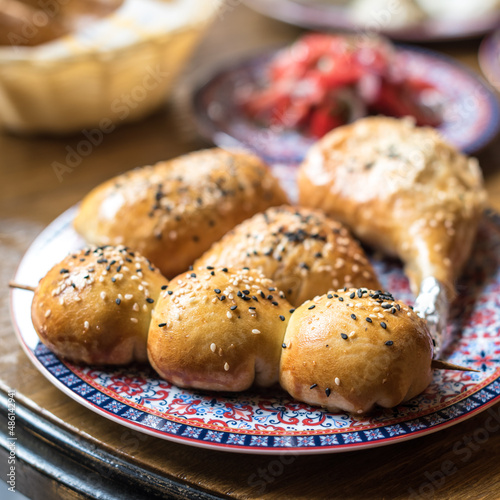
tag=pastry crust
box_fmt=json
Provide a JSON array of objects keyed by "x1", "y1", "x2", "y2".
[
  {"x1": 74, "y1": 149, "x2": 288, "y2": 278},
  {"x1": 31, "y1": 245, "x2": 168, "y2": 365},
  {"x1": 148, "y1": 267, "x2": 292, "y2": 391},
  {"x1": 195, "y1": 205, "x2": 381, "y2": 306},
  {"x1": 298, "y1": 116, "x2": 486, "y2": 298},
  {"x1": 279, "y1": 288, "x2": 434, "y2": 414}
]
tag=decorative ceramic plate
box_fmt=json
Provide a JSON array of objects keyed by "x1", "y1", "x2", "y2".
[
  {"x1": 193, "y1": 46, "x2": 500, "y2": 165},
  {"x1": 479, "y1": 29, "x2": 500, "y2": 93},
  {"x1": 245, "y1": 0, "x2": 500, "y2": 42},
  {"x1": 10, "y1": 204, "x2": 500, "y2": 454}
]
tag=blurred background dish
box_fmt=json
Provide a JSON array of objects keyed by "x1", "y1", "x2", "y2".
[
  {"x1": 193, "y1": 40, "x2": 500, "y2": 165},
  {"x1": 0, "y1": 0, "x2": 220, "y2": 134},
  {"x1": 245, "y1": 0, "x2": 500, "y2": 42},
  {"x1": 479, "y1": 29, "x2": 500, "y2": 93}
]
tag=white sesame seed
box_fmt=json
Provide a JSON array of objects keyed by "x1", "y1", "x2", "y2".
[
  {"x1": 226, "y1": 311, "x2": 233, "y2": 319},
  {"x1": 224, "y1": 363, "x2": 230, "y2": 371},
  {"x1": 84, "y1": 321, "x2": 89, "y2": 329},
  {"x1": 335, "y1": 377, "x2": 340, "y2": 386},
  {"x1": 100, "y1": 291, "x2": 106, "y2": 300},
  {"x1": 252, "y1": 329, "x2": 261, "y2": 334},
  {"x1": 45, "y1": 309, "x2": 51, "y2": 318},
  {"x1": 130, "y1": 318, "x2": 138, "y2": 323},
  {"x1": 125, "y1": 294, "x2": 133, "y2": 300},
  {"x1": 133, "y1": 303, "x2": 139, "y2": 311},
  {"x1": 210, "y1": 343, "x2": 216, "y2": 352}
]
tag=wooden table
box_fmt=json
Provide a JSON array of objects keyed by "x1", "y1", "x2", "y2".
[{"x1": 1, "y1": 5, "x2": 500, "y2": 499}]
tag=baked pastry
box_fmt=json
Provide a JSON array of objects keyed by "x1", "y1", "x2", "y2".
[
  {"x1": 31, "y1": 245, "x2": 168, "y2": 365},
  {"x1": 74, "y1": 149, "x2": 289, "y2": 279},
  {"x1": 0, "y1": 0, "x2": 123, "y2": 47},
  {"x1": 195, "y1": 205, "x2": 381, "y2": 306},
  {"x1": 279, "y1": 287, "x2": 434, "y2": 414},
  {"x1": 298, "y1": 116, "x2": 486, "y2": 299},
  {"x1": 148, "y1": 267, "x2": 292, "y2": 391}
]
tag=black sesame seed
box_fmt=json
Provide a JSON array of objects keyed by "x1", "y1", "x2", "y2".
[
  {"x1": 325, "y1": 388, "x2": 331, "y2": 397},
  {"x1": 210, "y1": 271, "x2": 215, "y2": 276},
  {"x1": 161, "y1": 285, "x2": 168, "y2": 290},
  {"x1": 351, "y1": 314, "x2": 357, "y2": 320},
  {"x1": 327, "y1": 294, "x2": 333, "y2": 299},
  {"x1": 385, "y1": 340, "x2": 394, "y2": 346},
  {"x1": 349, "y1": 292, "x2": 356, "y2": 299},
  {"x1": 167, "y1": 291, "x2": 173, "y2": 295},
  {"x1": 249, "y1": 306, "x2": 256, "y2": 310},
  {"x1": 260, "y1": 291, "x2": 266, "y2": 299},
  {"x1": 357, "y1": 289, "x2": 364, "y2": 298},
  {"x1": 206, "y1": 266, "x2": 214, "y2": 270},
  {"x1": 282, "y1": 343, "x2": 287, "y2": 348},
  {"x1": 214, "y1": 289, "x2": 221, "y2": 294},
  {"x1": 252, "y1": 296, "x2": 259, "y2": 301},
  {"x1": 339, "y1": 297, "x2": 344, "y2": 302},
  {"x1": 116, "y1": 298, "x2": 121, "y2": 305},
  {"x1": 310, "y1": 384, "x2": 317, "y2": 389},
  {"x1": 237, "y1": 291, "x2": 243, "y2": 297},
  {"x1": 243, "y1": 296, "x2": 252, "y2": 302},
  {"x1": 219, "y1": 295, "x2": 226, "y2": 301},
  {"x1": 267, "y1": 295, "x2": 273, "y2": 300},
  {"x1": 243, "y1": 290, "x2": 250, "y2": 295},
  {"x1": 279, "y1": 315, "x2": 285, "y2": 321},
  {"x1": 158, "y1": 323, "x2": 166, "y2": 327},
  {"x1": 230, "y1": 305, "x2": 237, "y2": 310},
  {"x1": 268, "y1": 287, "x2": 276, "y2": 292},
  {"x1": 271, "y1": 301, "x2": 278, "y2": 306},
  {"x1": 111, "y1": 277, "x2": 116, "y2": 283},
  {"x1": 391, "y1": 308, "x2": 396, "y2": 314},
  {"x1": 289, "y1": 309, "x2": 295, "y2": 313},
  {"x1": 190, "y1": 273, "x2": 196, "y2": 278},
  {"x1": 380, "y1": 322, "x2": 387, "y2": 329},
  {"x1": 308, "y1": 305, "x2": 316, "y2": 310},
  {"x1": 146, "y1": 298, "x2": 154, "y2": 304},
  {"x1": 366, "y1": 317, "x2": 372, "y2": 323},
  {"x1": 341, "y1": 333, "x2": 348, "y2": 340},
  {"x1": 59, "y1": 268, "x2": 69, "y2": 274},
  {"x1": 222, "y1": 268, "x2": 228, "y2": 272}
]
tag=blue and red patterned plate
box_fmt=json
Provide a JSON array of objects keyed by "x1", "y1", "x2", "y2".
[
  {"x1": 10, "y1": 204, "x2": 500, "y2": 454},
  {"x1": 193, "y1": 45, "x2": 500, "y2": 165}
]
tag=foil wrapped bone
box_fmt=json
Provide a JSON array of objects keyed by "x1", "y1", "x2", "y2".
[{"x1": 414, "y1": 277, "x2": 450, "y2": 358}]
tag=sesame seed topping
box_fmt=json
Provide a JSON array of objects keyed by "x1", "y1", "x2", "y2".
[
  {"x1": 130, "y1": 318, "x2": 138, "y2": 323},
  {"x1": 351, "y1": 314, "x2": 356, "y2": 320},
  {"x1": 325, "y1": 388, "x2": 331, "y2": 397},
  {"x1": 115, "y1": 298, "x2": 121, "y2": 305},
  {"x1": 84, "y1": 321, "x2": 89, "y2": 329},
  {"x1": 385, "y1": 340, "x2": 394, "y2": 346},
  {"x1": 226, "y1": 311, "x2": 233, "y2": 319},
  {"x1": 252, "y1": 329, "x2": 261, "y2": 334},
  {"x1": 310, "y1": 384, "x2": 317, "y2": 389},
  {"x1": 341, "y1": 333, "x2": 348, "y2": 340},
  {"x1": 158, "y1": 323, "x2": 167, "y2": 327},
  {"x1": 279, "y1": 315, "x2": 285, "y2": 321},
  {"x1": 230, "y1": 305, "x2": 237, "y2": 310},
  {"x1": 380, "y1": 322, "x2": 387, "y2": 329},
  {"x1": 100, "y1": 291, "x2": 106, "y2": 300},
  {"x1": 335, "y1": 377, "x2": 340, "y2": 386},
  {"x1": 224, "y1": 362, "x2": 230, "y2": 371},
  {"x1": 146, "y1": 298, "x2": 154, "y2": 304},
  {"x1": 210, "y1": 343, "x2": 216, "y2": 353},
  {"x1": 366, "y1": 317, "x2": 372, "y2": 323},
  {"x1": 282, "y1": 343, "x2": 287, "y2": 348},
  {"x1": 308, "y1": 305, "x2": 316, "y2": 310},
  {"x1": 214, "y1": 289, "x2": 221, "y2": 294}
]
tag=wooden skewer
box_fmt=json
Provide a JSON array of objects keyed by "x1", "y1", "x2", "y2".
[
  {"x1": 432, "y1": 359, "x2": 480, "y2": 373},
  {"x1": 8, "y1": 281, "x2": 36, "y2": 292}
]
